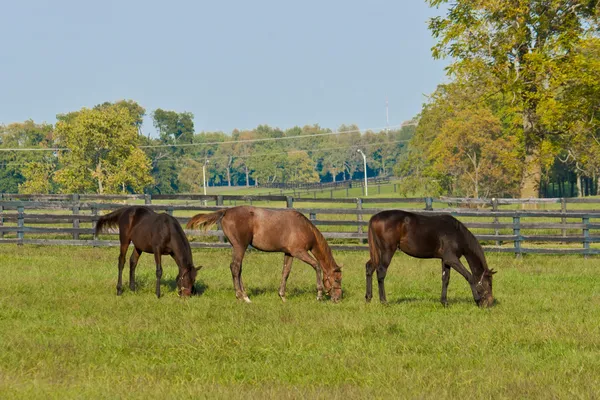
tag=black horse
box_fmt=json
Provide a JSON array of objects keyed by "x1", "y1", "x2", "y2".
[
  {"x1": 365, "y1": 210, "x2": 496, "y2": 307},
  {"x1": 95, "y1": 206, "x2": 201, "y2": 298}
]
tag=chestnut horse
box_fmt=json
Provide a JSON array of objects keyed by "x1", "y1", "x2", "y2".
[
  {"x1": 366, "y1": 210, "x2": 496, "y2": 307},
  {"x1": 95, "y1": 206, "x2": 201, "y2": 298},
  {"x1": 187, "y1": 206, "x2": 342, "y2": 303}
]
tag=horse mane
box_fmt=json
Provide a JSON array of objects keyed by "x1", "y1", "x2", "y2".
[
  {"x1": 454, "y1": 216, "x2": 490, "y2": 274},
  {"x1": 303, "y1": 214, "x2": 339, "y2": 272}
]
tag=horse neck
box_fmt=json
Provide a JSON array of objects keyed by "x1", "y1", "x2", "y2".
[
  {"x1": 310, "y1": 226, "x2": 337, "y2": 273},
  {"x1": 171, "y1": 223, "x2": 194, "y2": 270},
  {"x1": 462, "y1": 226, "x2": 489, "y2": 278}
]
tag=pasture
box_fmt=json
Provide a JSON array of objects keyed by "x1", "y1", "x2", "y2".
[{"x1": 1, "y1": 245, "x2": 599, "y2": 398}]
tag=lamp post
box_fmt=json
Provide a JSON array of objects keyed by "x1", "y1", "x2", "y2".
[
  {"x1": 202, "y1": 159, "x2": 210, "y2": 195},
  {"x1": 356, "y1": 149, "x2": 368, "y2": 197}
]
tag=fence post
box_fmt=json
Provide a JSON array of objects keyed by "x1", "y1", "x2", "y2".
[
  {"x1": 561, "y1": 198, "x2": 567, "y2": 239},
  {"x1": 0, "y1": 193, "x2": 3, "y2": 239},
  {"x1": 394, "y1": 183, "x2": 397, "y2": 193},
  {"x1": 286, "y1": 196, "x2": 293, "y2": 209},
  {"x1": 346, "y1": 187, "x2": 349, "y2": 197},
  {"x1": 72, "y1": 194, "x2": 80, "y2": 240},
  {"x1": 216, "y1": 195, "x2": 225, "y2": 243},
  {"x1": 144, "y1": 194, "x2": 152, "y2": 205},
  {"x1": 425, "y1": 197, "x2": 433, "y2": 211},
  {"x1": 91, "y1": 205, "x2": 98, "y2": 246},
  {"x1": 17, "y1": 205, "x2": 24, "y2": 245},
  {"x1": 583, "y1": 216, "x2": 590, "y2": 258},
  {"x1": 378, "y1": 184, "x2": 381, "y2": 195},
  {"x1": 309, "y1": 212, "x2": 316, "y2": 224},
  {"x1": 492, "y1": 198, "x2": 501, "y2": 246},
  {"x1": 330, "y1": 189, "x2": 333, "y2": 199},
  {"x1": 166, "y1": 207, "x2": 173, "y2": 216},
  {"x1": 513, "y1": 216, "x2": 521, "y2": 257},
  {"x1": 356, "y1": 198, "x2": 365, "y2": 244}
]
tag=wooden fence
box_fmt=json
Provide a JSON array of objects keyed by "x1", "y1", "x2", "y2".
[{"x1": 1, "y1": 193, "x2": 600, "y2": 255}]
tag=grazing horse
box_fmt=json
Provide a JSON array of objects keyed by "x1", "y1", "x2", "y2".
[
  {"x1": 186, "y1": 206, "x2": 342, "y2": 303},
  {"x1": 95, "y1": 206, "x2": 201, "y2": 298},
  {"x1": 365, "y1": 210, "x2": 496, "y2": 307}
]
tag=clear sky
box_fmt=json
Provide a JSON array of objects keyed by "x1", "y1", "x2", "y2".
[{"x1": 0, "y1": 0, "x2": 447, "y2": 136}]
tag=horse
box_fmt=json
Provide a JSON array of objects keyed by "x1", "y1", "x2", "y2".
[
  {"x1": 365, "y1": 210, "x2": 496, "y2": 307},
  {"x1": 95, "y1": 206, "x2": 201, "y2": 298},
  {"x1": 186, "y1": 206, "x2": 342, "y2": 303}
]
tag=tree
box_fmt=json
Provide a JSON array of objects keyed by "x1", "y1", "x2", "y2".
[
  {"x1": 285, "y1": 151, "x2": 320, "y2": 183},
  {"x1": 427, "y1": 0, "x2": 600, "y2": 197},
  {"x1": 429, "y1": 108, "x2": 520, "y2": 198},
  {"x1": 54, "y1": 105, "x2": 153, "y2": 194},
  {"x1": 0, "y1": 120, "x2": 54, "y2": 193},
  {"x1": 19, "y1": 162, "x2": 54, "y2": 194}
]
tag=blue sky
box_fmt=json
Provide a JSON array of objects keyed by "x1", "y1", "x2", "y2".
[{"x1": 0, "y1": 0, "x2": 447, "y2": 136}]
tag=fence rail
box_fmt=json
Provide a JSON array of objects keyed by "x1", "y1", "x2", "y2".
[{"x1": 2, "y1": 193, "x2": 600, "y2": 255}]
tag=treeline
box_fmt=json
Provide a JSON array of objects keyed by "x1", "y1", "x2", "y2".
[
  {"x1": 0, "y1": 101, "x2": 414, "y2": 194},
  {"x1": 401, "y1": 0, "x2": 600, "y2": 199}
]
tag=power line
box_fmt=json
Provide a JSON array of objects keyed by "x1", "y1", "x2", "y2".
[
  {"x1": 0, "y1": 139, "x2": 410, "y2": 168},
  {"x1": 155, "y1": 139, "x2": 409, "y2": 164},
  {"x1": 0, "y1": 124, "x2": 402, "y2": 152}
]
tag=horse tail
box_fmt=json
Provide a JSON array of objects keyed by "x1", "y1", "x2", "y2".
[
  {"x1": 186, "y1": 209, "x2": 227, "y2": 231},
  {"x1": 368, "y1": 216, "x2": 381, "y2": 267},
  {"x1": 95, "y1": 207, "x2": 132, "y2": 235}
]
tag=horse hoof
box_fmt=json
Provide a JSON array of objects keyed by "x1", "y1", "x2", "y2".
[
  {"x1": 116, "y1": 289, "x2": 123, "y2": 296},
  {"x1": 441, "y1": 301, "x2": 449, "y2": 307},
  {"x1": 279, "y1": 296, "x2": 286, "y2": 303},
  {"x1": 243, "y1": 297, "x2": 252, "y2": 303}
]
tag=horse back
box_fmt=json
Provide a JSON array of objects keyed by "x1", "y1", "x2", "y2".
[{"x1": 370, "y1": 210, "x2": 460, "y2": 259}]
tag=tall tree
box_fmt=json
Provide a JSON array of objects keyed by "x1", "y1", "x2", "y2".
[
  {"x1": 54, "y1": 105, "x2": 153, "y2": 193},
  {"x1": 427, "y1": 0, "x2": 600, "y2": 197}
]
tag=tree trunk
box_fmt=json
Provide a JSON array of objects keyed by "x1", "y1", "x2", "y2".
[
  {"x1": 519, "y1": 112, "x2": 542, "y2": 199},
  {"x1": 96, "y1": 160, "x2": 104, "y2": 194},
  {"x1": 332, "y1": 168, "x2": 336, "y2": 183},
  {"x1": 576, "y1": 166, "x2": 583, "y2": 198},
  {"x1": 245, "y1": 165, "x2": 249, "y2": 187},
  {"x1": 226, "y1": 156, "x2": 232, "y2": 187}
]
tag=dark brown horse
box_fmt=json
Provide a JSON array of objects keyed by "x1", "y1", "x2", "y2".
[
  {"x1": 186, "y1": 206, "x2": 342, "y2": 303},
  {"x1": 366, "y1": 210, "x2": 496, "y2": 307},
  {"x1": 95, "y1": 206, "x2": 201, "y2": 298}
]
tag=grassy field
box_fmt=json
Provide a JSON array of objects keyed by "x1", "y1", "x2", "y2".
[{"x1": 1, "y1": 245, "x2": 599, "y2": 399}]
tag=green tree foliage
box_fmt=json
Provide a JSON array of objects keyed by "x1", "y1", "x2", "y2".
[
  {"x1": 54, "y1": 105, "x2": 153, "y2": 194},
  {"x1": 427, "y1": 0, "x2": 600, "y2": 197},
  {"x1": 429, "y1": 108, "x2": 520, "y2": 198},
  {"x1": 19, "y1": 161, "x2": 54, "y2": 194},
  {"x1": 0, "y1": 120, "x2": 54, "y2": 193}
]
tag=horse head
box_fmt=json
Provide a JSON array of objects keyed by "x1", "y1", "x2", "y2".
[
  {"x1": 323, "y1": 263, "x2": 343, "y2": 302},
  {"x1": 177, "y1": 265, "x2": 203, "y2": 297},
  {"x1": 475, "y1": 268, "x2": 496, "y2": 307}
]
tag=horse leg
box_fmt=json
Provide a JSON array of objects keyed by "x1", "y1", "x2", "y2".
[
  {"x1": 129, "y1": 248, "x2": 141, "y2": 292},
  {"x1": 291, "y1": 250, "x2": 323, "y2": 301},
  {"x1": 365, "y1": 260, "x2": 376, "y2": 302},
  {"x1": 278, "y1": 254, "x2": 294, "y2": 302},
  {"x1": 444, "y1": 256, "x2": 480, "y2": 305},
  {"x1": 153, "y1": 250, "x2": 163, "y2": 299},
  {"x1": 376, "y1": 250, "x2": 394, "y2": 304},
  {"x1": 116, "y1": 242, "x2": 128, "y2": 296},
  {"x1": 230, "y1": 246, "x2": 250, "y2": 303},
  {"x1": 440, "y1": 261, "x2": 451, "y2": 307}
]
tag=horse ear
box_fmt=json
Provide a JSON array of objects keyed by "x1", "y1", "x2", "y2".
[
  {"x1": 195, "y1": 265, "x2": 203, "y2": 271},
  {"x1": 490, "y1": 269, "x2": 497, "y2": 275}
]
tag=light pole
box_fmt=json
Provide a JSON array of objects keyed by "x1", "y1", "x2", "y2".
[
  {"x1": 202, "y1": 159, "x2": 210, "y2": 195},
  {"x1": 357, "y1": 149, "x2": 368, "y2": 197}
]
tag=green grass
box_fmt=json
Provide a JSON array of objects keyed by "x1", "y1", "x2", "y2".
[{"x1": 1, "y1": 246, "x2": 600, "y2": 399}]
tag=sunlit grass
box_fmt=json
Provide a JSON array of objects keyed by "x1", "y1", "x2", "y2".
[{"x1": 0, "y1": 246, "x2": 599, "y2": 398}]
